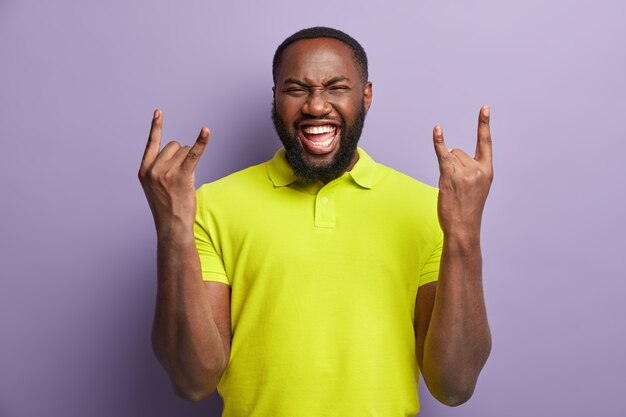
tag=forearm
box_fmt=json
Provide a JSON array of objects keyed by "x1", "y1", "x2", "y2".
[
  {"x1": 422, "y1": 232, "x2": 492, "y2": 406},
  {"x1": 152, "y1": 223, "x2": 226, "y2": 401}
]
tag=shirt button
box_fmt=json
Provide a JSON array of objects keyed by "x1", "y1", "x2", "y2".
[{"x1": 321, "y1": 197, "x2": 328, "y2": 204}]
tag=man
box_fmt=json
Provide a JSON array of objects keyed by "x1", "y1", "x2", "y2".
[{"x1": 138, "y1": 27, "x2": 493, "y2": 416}]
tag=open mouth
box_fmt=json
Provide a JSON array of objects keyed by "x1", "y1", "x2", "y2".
[{"x1": 298, "y1": 123, "x2": 340, "y2": 155}]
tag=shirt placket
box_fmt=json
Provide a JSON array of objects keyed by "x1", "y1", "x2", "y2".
[{"x1": 314, "y1": 186, "x2": 337, "y2": 228}]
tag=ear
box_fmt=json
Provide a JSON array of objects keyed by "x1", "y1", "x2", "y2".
[
  {"x1": 363, "y1": 81, "x2": 373, "y2": 113},
  {"x1": 272, "y1": 85, "x2": 276, "y2": 97}
]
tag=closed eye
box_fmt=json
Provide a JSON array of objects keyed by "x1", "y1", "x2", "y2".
[
  {"x1": 328, "y1": 85, "x2": 350, "y2": 94},
  {"x1": 283, "y1": 87, "x2": 308, "y2": 96}
]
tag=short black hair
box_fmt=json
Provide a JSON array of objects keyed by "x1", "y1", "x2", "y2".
[{"x1": 272, "y1": 26, "x2": 369, "y2": 85}]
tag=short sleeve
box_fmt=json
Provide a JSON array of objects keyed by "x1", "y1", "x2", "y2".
[
  {"x1": 194, "y1": 186, "x2": 231, "y2": 285},
  {"x1": 418, "y1": 226, "x2": 443, "y2": 287}
]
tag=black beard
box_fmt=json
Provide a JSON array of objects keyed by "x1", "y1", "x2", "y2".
[{"x1": 271, "y1": 102, "x2": 366, "y2": 184}]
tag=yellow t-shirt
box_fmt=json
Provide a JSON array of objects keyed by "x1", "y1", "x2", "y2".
[{"x1": 194, "y1": 147, "x2": 443, "y2": 417}]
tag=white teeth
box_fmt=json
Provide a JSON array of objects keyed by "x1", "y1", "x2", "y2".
[
  {"x1": 302, "y1": 124, "x2": 336, "y2": 134},
  {"x1": 308, "y1": 136, "x2": 334, "y2": 148}
]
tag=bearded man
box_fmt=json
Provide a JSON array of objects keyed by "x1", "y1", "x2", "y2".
[{"x1": 138, "y1": 26, "x2": 493, "y2": 417}]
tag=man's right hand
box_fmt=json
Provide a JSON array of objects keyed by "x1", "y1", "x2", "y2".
[
  {"x1": 138, "y1": 110, "x2": 227, "y2": 401},
  {"x1": 138, "y1": 109, "x2": 210, "y2": 235}
]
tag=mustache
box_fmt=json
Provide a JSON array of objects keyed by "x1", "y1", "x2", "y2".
[{"x1": 270, "y1": 100, "x2": 342, "y2": 128}]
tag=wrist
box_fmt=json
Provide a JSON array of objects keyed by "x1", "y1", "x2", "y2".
[
  {"x1": 155, "y1": 216, "x2": 196, "y2": 242},
  {"x1": 443, "y1": 230, "x2": 481, "y2": 255}
]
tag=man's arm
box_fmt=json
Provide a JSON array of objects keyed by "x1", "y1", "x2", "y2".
[
  {"x1": 152, "y1": 231, "x2": 231, "y2": 401},
  {"x1": 415, "y1": 106, "x2": 493, "y2": 406},
  {"x1": 138, "y1": 109, "x2": 231, "y2": 401}
]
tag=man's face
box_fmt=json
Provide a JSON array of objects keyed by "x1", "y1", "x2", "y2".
[{"x1": 272, "y1": 38, "x2": 372, "y2": 183}]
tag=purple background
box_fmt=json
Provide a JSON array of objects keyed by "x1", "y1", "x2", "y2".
[{"x1": 1, "y1": 0, "x2": 625, "y2": 416}]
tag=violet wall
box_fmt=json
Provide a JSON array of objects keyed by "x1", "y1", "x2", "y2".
[{"x1": 1, "y1": 0, "x2": 625, "y2": 416}]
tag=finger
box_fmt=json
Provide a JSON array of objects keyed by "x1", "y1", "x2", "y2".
[
  {"x1": 450, "y1": 148, "x2": 474, "y2": 167},
  {"x1": 433, "y1": 125, "x2": 456, "y2": 165},
  {"x1": 153, "y1": 140, "x2": 182, "y2": 165},
  {"x1": 141, "y1": 109, "x2": 163, "y2": 168},
  {"x1": 182, "y1": 127, "x2": 210, "y2": 172},
  {"x1": 170, "y1": 145, "x2": 192, "y2": 167},
  {"x1": 475, "y1": 105, "x2": 492, "y2": 163},
  {"x1": 433, "y1": 125, "x2": 448, "y2": 161}
]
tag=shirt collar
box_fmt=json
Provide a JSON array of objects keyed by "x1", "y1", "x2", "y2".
[
  {"x1": 348, "y1": 147, "x2": 376, "y2": 189},
  {"x1": 266, "y1": 147, "x2": 376, "y2": 189}
]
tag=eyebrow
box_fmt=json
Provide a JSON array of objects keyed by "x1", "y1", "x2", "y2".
[
  {"x1": 283, "y1": 78, "x2": 309, "y2": 88},
  {"x1": 322, "y1": 76, "x2": 349, "y2": 86},
  {"x1": 283, "y1": 76, "x2": 350, "y2": 87}
]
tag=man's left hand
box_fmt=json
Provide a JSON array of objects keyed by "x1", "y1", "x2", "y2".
[{"x1": 433, "y1": 105, "x2": 494, "y2": 237}]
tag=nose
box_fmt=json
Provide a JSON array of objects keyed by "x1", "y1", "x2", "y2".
[{"x1": 302, "y1": 89, "x2": 332, "y2": 117}]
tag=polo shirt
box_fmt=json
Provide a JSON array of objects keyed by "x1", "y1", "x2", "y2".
[{"x1": 194, "y1": 147, "x2": 443, "y2": 417}]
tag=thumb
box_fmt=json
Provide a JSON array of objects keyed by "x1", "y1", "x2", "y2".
[{"x1": 433, "y1": 125, "x2": 452, "y2": 163}]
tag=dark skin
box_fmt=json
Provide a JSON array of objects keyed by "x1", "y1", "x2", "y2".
[
  {"x1": 138, "y1": 116, "x2": 230, "y2": 401},
  {"x1": 138, "y1": 37, "x2": 492, "y2": 405},
  {"x1": 272, "y1": 38, "x2": 372, "y2": 176}
]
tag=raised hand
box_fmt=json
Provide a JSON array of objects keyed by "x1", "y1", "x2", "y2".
[
  {"x1": 138, "y1": 109, "x2": 210, "y2": 234},
  {"x1": 433, "y1": 106, "x2": 493, "y2": 237}
]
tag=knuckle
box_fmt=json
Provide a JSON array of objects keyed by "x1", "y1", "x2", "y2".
[
  {"x1": 147, "y1": 168, "x2": 159, "y2": 182},
  {"x1": 163, "y1": 170, "x2": 175, "y2": 181},
  {"x1": 137, "y1": 169, "x2": 149, "y2": 184}
]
